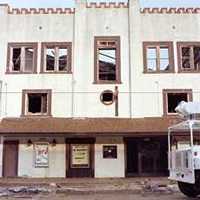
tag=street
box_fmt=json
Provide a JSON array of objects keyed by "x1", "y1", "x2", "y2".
[{"x1": 1, "y1": 192, "x2": 195, "y2": 200}]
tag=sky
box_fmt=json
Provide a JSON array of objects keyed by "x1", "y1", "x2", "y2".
[{"x1": 0, "y1": 0, "x2": 200, "y2": 8}]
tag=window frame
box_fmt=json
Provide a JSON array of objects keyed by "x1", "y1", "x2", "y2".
[
  {"x1": 143, "y1": 42, "x2": 174, "y2": 73},
  {"x1": 163, "y1": 89, "x2": 193, "y2": 116},
  {"x1": 21, "y1": 89, "x2": 52, "y2": 117},
  {"x1": 94, "y1": 36, "x2": 121, "y2": 84},
  {"x1": 41, "y1": 42, "x2": 72, "y2": 74},
  {"x1": 177, "y1": 42, "x2": 200, "y2": 73},
  {"x1": 6, "y1": 43, "x2": 38, "y2": 74}
]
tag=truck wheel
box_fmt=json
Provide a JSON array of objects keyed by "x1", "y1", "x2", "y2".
[{"x1": 178, "y1": 181, "x2": 199, "y2": 197}]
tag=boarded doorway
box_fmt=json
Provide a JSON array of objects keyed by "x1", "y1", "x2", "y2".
[
  {"x1": 66, "y1": 138, "x2": 94, "y2": 177},
  {"x1": 3, "y1": 140, "x2": 19, "y2": 177}
]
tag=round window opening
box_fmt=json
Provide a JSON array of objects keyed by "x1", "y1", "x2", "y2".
[{"x1": 100, "y1": 90, "x2": 114, "y2": 105}]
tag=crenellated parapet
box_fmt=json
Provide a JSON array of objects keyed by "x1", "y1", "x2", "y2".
[
  {"x1": 7, "y1": 6, "x2": 75, "y2": 15},
  {"x1": 140, "y1": 7, "x2": 200, "y2": 14},
  {"x1": 86, "y1": 2, "x2": 128, "y2": 9}
]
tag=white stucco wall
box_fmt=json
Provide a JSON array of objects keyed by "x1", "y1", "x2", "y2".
[
  {"x1": 1, "y1": 1, "x2": 200, "y2": 119},
  {"x1": 95, "y1": 137, "x2": 125, "y2": 178},
  {"x1": 129, "y1": 0, "x2": 200, "y2": 117},
  {"x1": 18, "y1": 138, "x2": 66, "y2": 177}
]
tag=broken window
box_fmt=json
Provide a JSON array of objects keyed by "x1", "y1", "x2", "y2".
[
  {"x1": 163, "y1": 89, "x2": 192, "y2": 115},
  {"x1": 94, "y1": 37, "x2": 121, "y2": 83},
  {"x1": 42, "y1": 43, "x2": 71, "y2": 73},
  {"x1": 178, "y1": 43, "x2": 200, "y2": 72},
  {"x1": 100, "y1": 90, "x2": 114, "y2": 105},
  {"x1": 28, "y1": 93, "x2": 47, "y2": 114},
  {"x1": 7, "y1": 43, "x2": 37, "y2": 73},
  {"x1": 143, "y1": 42, "x2": 174, "y2": 73},
  {"x1": 22, "y1": 90, "x2": 51, "y2": 116}
]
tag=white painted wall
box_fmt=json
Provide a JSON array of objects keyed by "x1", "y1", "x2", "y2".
[
  {"x1": 18, "y1": 138, "x2": 66, "y2": 178},
  {"x1": 95, "y1": 137, "x2": 125, "y2": 178},
  {"x1": 1, "y1": 0, "x2": 200, "y2": 119},
  {"x1": 129, "y1": 0, "x2": 200, "y2": 117}
]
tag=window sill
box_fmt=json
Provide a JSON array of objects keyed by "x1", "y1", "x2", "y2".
[
  {"x1": 40, "y1": 71, "x2": 72, "y2": 74},
  {"x1": 143, "y1": 70, "x2": 175, "y2": 74},
  {"x1": 6, "y1": 71, "x2": 37, "y2": 74},
  {"x1": 93, "y1": 81, "x2": 122, "y2": 84},
  {"x1": 21, "y1": 114, "x2": 52, "y2": 117},
  {"x1": 178, "y1": 70, "x2": 200, "y2": 73}
]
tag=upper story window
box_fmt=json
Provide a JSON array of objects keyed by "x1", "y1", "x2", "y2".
[
  {"x1": 143, "y1": 42, "x2": 174, "y2": 73},
  {"x1": 177, "y1": 42, "x2": 200, "y2": 72},
  {"x1": 94, "y1": 36, "x2": 121, "y2": 84},
  {"x1": 163, "y1": 89, "x2": 192, "y2": 116},
  {"x1": 22, "y1": 89, "x2": 51, "y2": 116},
  {"x1": 7, "y1": 43, "x2": 37, "y2": 74},
  {"x1": 41, "y1": 42, "x2": 72, "y2": 73}
]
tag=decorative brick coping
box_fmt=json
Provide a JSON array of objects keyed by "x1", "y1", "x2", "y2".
[
  {"x1": 8, "y1": 7, "x2": 75, "y2": 14},
  {"x1": 86, "y1": 2, "x2": 128, "y2": 8},
  {"x1": 140, "y1": 7, "x2": 200, "y2": 14},
  {"x1": 0, "y1": 4, "x2": 75, "y2": 14}
]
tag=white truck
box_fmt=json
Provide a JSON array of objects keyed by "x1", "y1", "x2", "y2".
[{"x1": 168, "y1": 102, "x2": 200, "y2": 197}]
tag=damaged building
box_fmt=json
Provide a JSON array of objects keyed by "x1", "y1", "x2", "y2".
[{"x1": 0, "y1": 0, "x2": 198, "y2": 178}]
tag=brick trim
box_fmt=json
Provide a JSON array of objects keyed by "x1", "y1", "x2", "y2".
[
  {"x1": 140, "y1": 7, "x2": 200, "y2": 14},
  {"x1": 8, "y1": 7, "x2": 75, "y2": 15},
  {"x1": 21, "y1": 89, "x2": 52, "y2": 117},
  {"x1": 163, "y1": 89, "x2": 193, "y2": 116},
  {"x1": 86, "y1": 2, "x2": 128, "y2": 9}
]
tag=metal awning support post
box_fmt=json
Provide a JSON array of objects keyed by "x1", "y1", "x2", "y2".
[
  {"x1": 189, "y1": 120, "x2": 195, "y2": 178},
  {"x1": 168, "y1": 128, "x2": 171, "y2": 170}
]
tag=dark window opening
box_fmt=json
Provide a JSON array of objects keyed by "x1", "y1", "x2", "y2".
[
  {"x1": 28, "y1": 93, "x2": 47, "y2": 114},
  {"x1": 194, "y1": 47, "x2": 200, "y2": 70},
  {"x1": 12, "y1": 48, "x2": 21, "y2": 71},
  {"x1": 167, "y1": 93, "x2": 188, "y2": 113},
  {"x1": 103, "y1": 145, "x2": 117, "y2": 159},
  {"x1": 100, "y1": 90, "x2": 114, "y2": 105}
]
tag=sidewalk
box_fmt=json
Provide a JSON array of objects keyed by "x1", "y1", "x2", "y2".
[{"x1": 0, "y1": 177, "x2": 179, "y2": 195}]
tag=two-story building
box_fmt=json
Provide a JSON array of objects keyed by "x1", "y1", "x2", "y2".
[{"x1": 0, "y1": 0, "x2": 198, "y2": 178}]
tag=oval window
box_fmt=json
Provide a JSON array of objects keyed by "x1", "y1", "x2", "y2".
[{"x1": 100, "y1": 90, "x2": 114, "y2": 105}]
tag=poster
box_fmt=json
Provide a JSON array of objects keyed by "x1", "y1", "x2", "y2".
[
  {"x1": 34, "y1": 143, "x2": 49, "y2": 168},
  {"x1": 71, "y1": 144, "x2": 89, "y2": 168}
]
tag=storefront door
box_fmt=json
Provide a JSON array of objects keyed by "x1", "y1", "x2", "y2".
[
  {"x1": 66, "y1": 138, "x2": 94, "y2": 177},
  {"x1": 3, "y1": 140, "x2": 19, "y2": 177}
]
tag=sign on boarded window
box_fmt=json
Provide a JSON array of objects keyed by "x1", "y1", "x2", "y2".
[
  {"x1": 34, "y1": 143, "x2": 49, "y2": 168},
  {"x1": 71, "y1": 144, "x2": 90, "y2": 168}
]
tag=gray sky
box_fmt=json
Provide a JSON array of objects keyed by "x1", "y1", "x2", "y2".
[{"x1": 0, "y1": 0, "x2": 200, "y2": 8}]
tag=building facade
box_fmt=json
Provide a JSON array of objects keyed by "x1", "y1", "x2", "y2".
[{"x1": 0, "y1": 0, "x2": 199, "y2": 178}]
